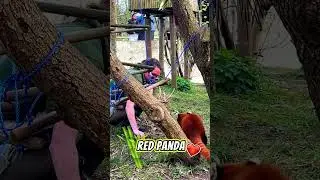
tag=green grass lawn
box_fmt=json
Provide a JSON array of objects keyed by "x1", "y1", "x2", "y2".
[
  {"x1": 107, "y1": 84, "x2": 210, "y2": 179},
  {"x1": 211, "y1": 68, "x2": 320, "y2": 180}
]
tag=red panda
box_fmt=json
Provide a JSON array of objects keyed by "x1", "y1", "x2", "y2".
[
  {"x1": 177, "y1": 112, "x2": 210, "y2": 161},
  {"x1": 216, "y1": 160, "x2": 290, "y2": 180}
]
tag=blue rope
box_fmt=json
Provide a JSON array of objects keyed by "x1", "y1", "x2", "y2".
[{"x1": 0, "y1": 31, "x2": 64, "y2": 144}]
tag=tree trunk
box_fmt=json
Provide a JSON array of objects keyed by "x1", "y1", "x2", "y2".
[
  {"x1": 0, "y1": 0, "x2": 110, "y2": 159},
  {"x1": 171, "y1": 0, "x2": 214, "y2": 99},
  {"x1": 110, "y1": 53, "x2": 189, "y2": 141},
  {"x1": 219, "y1": 1, "x2": 235, "y2": 49},
  {"x1": 110, "y1": 0, "x2": 117, "y2": 53},
  {"x1": 269, "y1": 0, "x2": 320, "y2": 120}
]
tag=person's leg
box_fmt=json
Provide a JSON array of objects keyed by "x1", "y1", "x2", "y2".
[{"x1": 49, "y1": 121, "x2": 80, "y2": 180}]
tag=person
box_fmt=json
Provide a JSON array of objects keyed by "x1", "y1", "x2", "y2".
[
  {"x1": 110, "y1": 58, "x2": 162, "y2": 136},
  {"x1": 150, "y1": 15, "x2": 156, "y2": 40},
  {"x1": 132, "y1": 13, "x2": 156, "y2": 41}
]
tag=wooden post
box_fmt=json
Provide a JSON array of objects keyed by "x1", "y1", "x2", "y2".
[
  {"x1": 170, "y1": 15, "x2": 177, "y2": 88},
  {"x1": 36, "y1": 1, "x2": 109, "y2": 22},
  {"x1": 159, "y1": 17, "x2": 165, "y2": 77},
  {"x1": 145, "y1": 14, "x2": 152, "y2": 60},
  {"x1": 184, "y1": 49, "x2": 190, "y2": 79}
]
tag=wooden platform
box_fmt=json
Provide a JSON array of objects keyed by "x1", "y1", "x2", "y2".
[{"x1": 130, "y1": 7, "x2": 173, "y2": 17}]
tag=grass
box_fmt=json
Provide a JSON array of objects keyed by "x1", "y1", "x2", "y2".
[
  {"x1": 108, "y1": 84, "x2": 210, "y2": 179},
  {"x1": 211, "y1": 68, "x2": 320, "y2": 180}
]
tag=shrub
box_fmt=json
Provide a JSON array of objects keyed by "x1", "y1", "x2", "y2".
[
  {"x1": 214, "y1": 49, "x2": 261, "y2": 94},
  {"x1": 169, "y1": 76, "x2": 192, "y2": 92}
]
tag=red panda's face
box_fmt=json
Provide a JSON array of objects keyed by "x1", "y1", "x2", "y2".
[{"x1": 177, "y1": 112, "x2": 193, "y2": 123}]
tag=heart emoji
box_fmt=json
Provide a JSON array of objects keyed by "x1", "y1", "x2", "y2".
[{"x1": 186, "y1": 143, "x2": 202, "y2": 157}]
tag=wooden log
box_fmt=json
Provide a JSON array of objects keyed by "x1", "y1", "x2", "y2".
[
  {"x1": 131, "y1": 69, "x2": 150, "y2": 75},
  {"x1": 121, "y1": 62, "x2": 154, "y2": 69},
  {"x1": 6, "y1": 87, "x2": 40, "y2": 101},
  {"x1": 111, "y1": 24, "x2": 149, "y2": 28},
  {"x1": 36, "y1": 1, "x2": 109, "y2": 22},
  {"x1": 0, "y1": 0, "x2": 109, "y2": 156},
  {"x1": 159, "y1": 17, "x2": 165, "y2": 77},
  {"x1": 114, "y1": 78, "x2": 170, "y2": 106},
  {"x1": 111, "y1": 28, "x2": 147, "y2": 33},
  {"x1": 65, "y1": 27, "x2": 110, "y2": 43},
  {"x1": 0, "y1": 27, "x2": 115, "y2": 55},
  {"x1": 10, "y1": 111, "x2": 59, "y2": 143},
  {"x1": 170, "y1": 15, "x2": 177, "y2": 88},
  {"x1": 145, "y1": 14, "x2": 152, "y2": 59}
]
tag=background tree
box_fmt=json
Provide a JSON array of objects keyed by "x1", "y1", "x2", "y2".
[{"x1": 172, "y1": 0, "x2": 320, "y2": 121}]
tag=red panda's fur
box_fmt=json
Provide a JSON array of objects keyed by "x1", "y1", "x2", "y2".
[
  {"x1": 177, "y1": 112, "x2": 210, "y2": 161},
  {"x1": 216, "y1": 160, "x2": 290, "y2": 180}
]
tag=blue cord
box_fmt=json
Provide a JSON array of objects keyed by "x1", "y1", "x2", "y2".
[{"x1": 0, "y1": 31, "x2": 64, "y2": 144}]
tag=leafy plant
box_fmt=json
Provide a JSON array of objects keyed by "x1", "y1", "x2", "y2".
[
  {"x1": 169, "y1": 76, "x2": 192, "y2": 92},
  {"x1": 214, "y1": 49, "x2": 261, "y2": 94}
]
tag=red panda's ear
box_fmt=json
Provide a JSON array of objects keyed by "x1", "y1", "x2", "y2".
[
  {"x1": 177, "y1": 112, "x2": 188, "y2": 122},
  {"x1": 245, "y1": 158, "x2": 261, "y2": 165}
]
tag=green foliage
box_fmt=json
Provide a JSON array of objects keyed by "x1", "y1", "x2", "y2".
[
  {"x1": 214, "y1": 49, "x2": 261, "y2": 94},
  {"x1": 169, "y1": 77, "x2": 192, "y2": 92}
]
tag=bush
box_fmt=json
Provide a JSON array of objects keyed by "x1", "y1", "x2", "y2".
[
  {"x1": 214, "y1": 49, "x2": 261, "y2": 94},
  {"x1": 169, "y1": 76, "x2": 192, "y2": 92}
]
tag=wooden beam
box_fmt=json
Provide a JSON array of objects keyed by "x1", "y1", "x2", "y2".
[
  {"x1": 170, "y1": 15, "x2": 177, "y2": 88},
  {"x1": 111, "y1": 24, "x2": 149, "y2": 28},
  {"x1": 114, "y1": 78, "x2": 170, "y2": 106},
  {"x1": 121, "y1": 62, "x2": 154, "y2": 69},
  {"x1": 184, "y1": 49, "x2": 190, "y2": 79},
  {"x1": 145, "y1": 14, "x2": 153, "y2": 60},
  {"x1": 6, "y1": 87, "x2": 40, "y2": 101},
  {"x1": 0, "y1": 27, "x2": 114, "y2": 54},
  {"x1": 111, "y1": 28, "x2": 147, "y2": 33},
  {"x1": 36, "y1": 1, "x2": 109, "y2": 22},
  {"x1": 11, "y1": 111, "x2": 59, "y2": 143},
  {"x1": 159, "y1": 17, "x2": 165, "y2": 77},
  {"x1": 65, "y1": 26, "x2": 110, "y2": 43}
]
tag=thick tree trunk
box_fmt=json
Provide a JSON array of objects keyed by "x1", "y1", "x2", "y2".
[
  {"x1": 171, "y1": 0, "x2": 214, "y2": 99},
  {"x1": 110, "y1": 53, "x2": 189, "y2": 140},
  {"x1": 218, "y1": 1, "x2": 235, "y2": 49},
  {"x1": 0, "y1": 0, "x2": 109, "y2": 157},
  {"x1": 269, "y1": 1, "x2": 320, "y2": 120}
]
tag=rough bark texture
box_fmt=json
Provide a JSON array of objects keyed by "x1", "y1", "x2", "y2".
[
  {"x1": 171, "y1": 0, "x2": 214, "y2": 99},
  {"x1": 269, "y1": 0, "x2": 320, "y2": 120},
  {"x1": 110, "y1": 52, "x2": 190, "y2": 140},
  {"x1": 0, "y1": 0, "x2": 109, "y2": 157},
  {"x1": 110, "y1": 0, "x2": 117, "y2": 53}
]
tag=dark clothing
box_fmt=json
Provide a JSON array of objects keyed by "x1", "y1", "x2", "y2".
[
  {"x1": 0, "y1": 128, "x2": 104, "y2": 180},
  {"x1": 110, "y1": 101, "x2": 143, "y2": 126}
]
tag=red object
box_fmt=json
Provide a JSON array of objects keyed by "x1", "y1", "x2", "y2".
[
  {"x1": 177, "y1": 112, "x2": 210, "y2": 161},
  {"x1": 186, "y1": 143, "x2": 201, "y2": 157},
  {"x1": 152, "y1": 67, "x2": 161, "y2": 76}
]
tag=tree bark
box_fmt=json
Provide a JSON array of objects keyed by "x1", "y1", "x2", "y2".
[
  {"x1": 171, "y1": 0, "x2": 214, "y2": 99},
  {"x1": 0, "y1": 0, "x2": 110, "y2": 159},
  {"x1": 269, "y1": 0, "x2": 320, "y2": 120},
  {"x1": 110, "y1": 0, "x2": 117, "y2": 53},
  {"x1": 110, "y1": 53, "x2": 189, "y2": 140}
]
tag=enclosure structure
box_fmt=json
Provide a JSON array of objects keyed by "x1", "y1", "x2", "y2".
[{"x1": 125, "y1": 0, "x2": 199, "y2": 88}]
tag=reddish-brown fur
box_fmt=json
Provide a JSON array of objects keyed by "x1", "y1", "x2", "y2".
[
  {"x1": 177, "y1": 112, "x2": 210, "y2": 161},
  {"x1": 217, "y1": 161, "x2": 290, "y2": 180}
]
